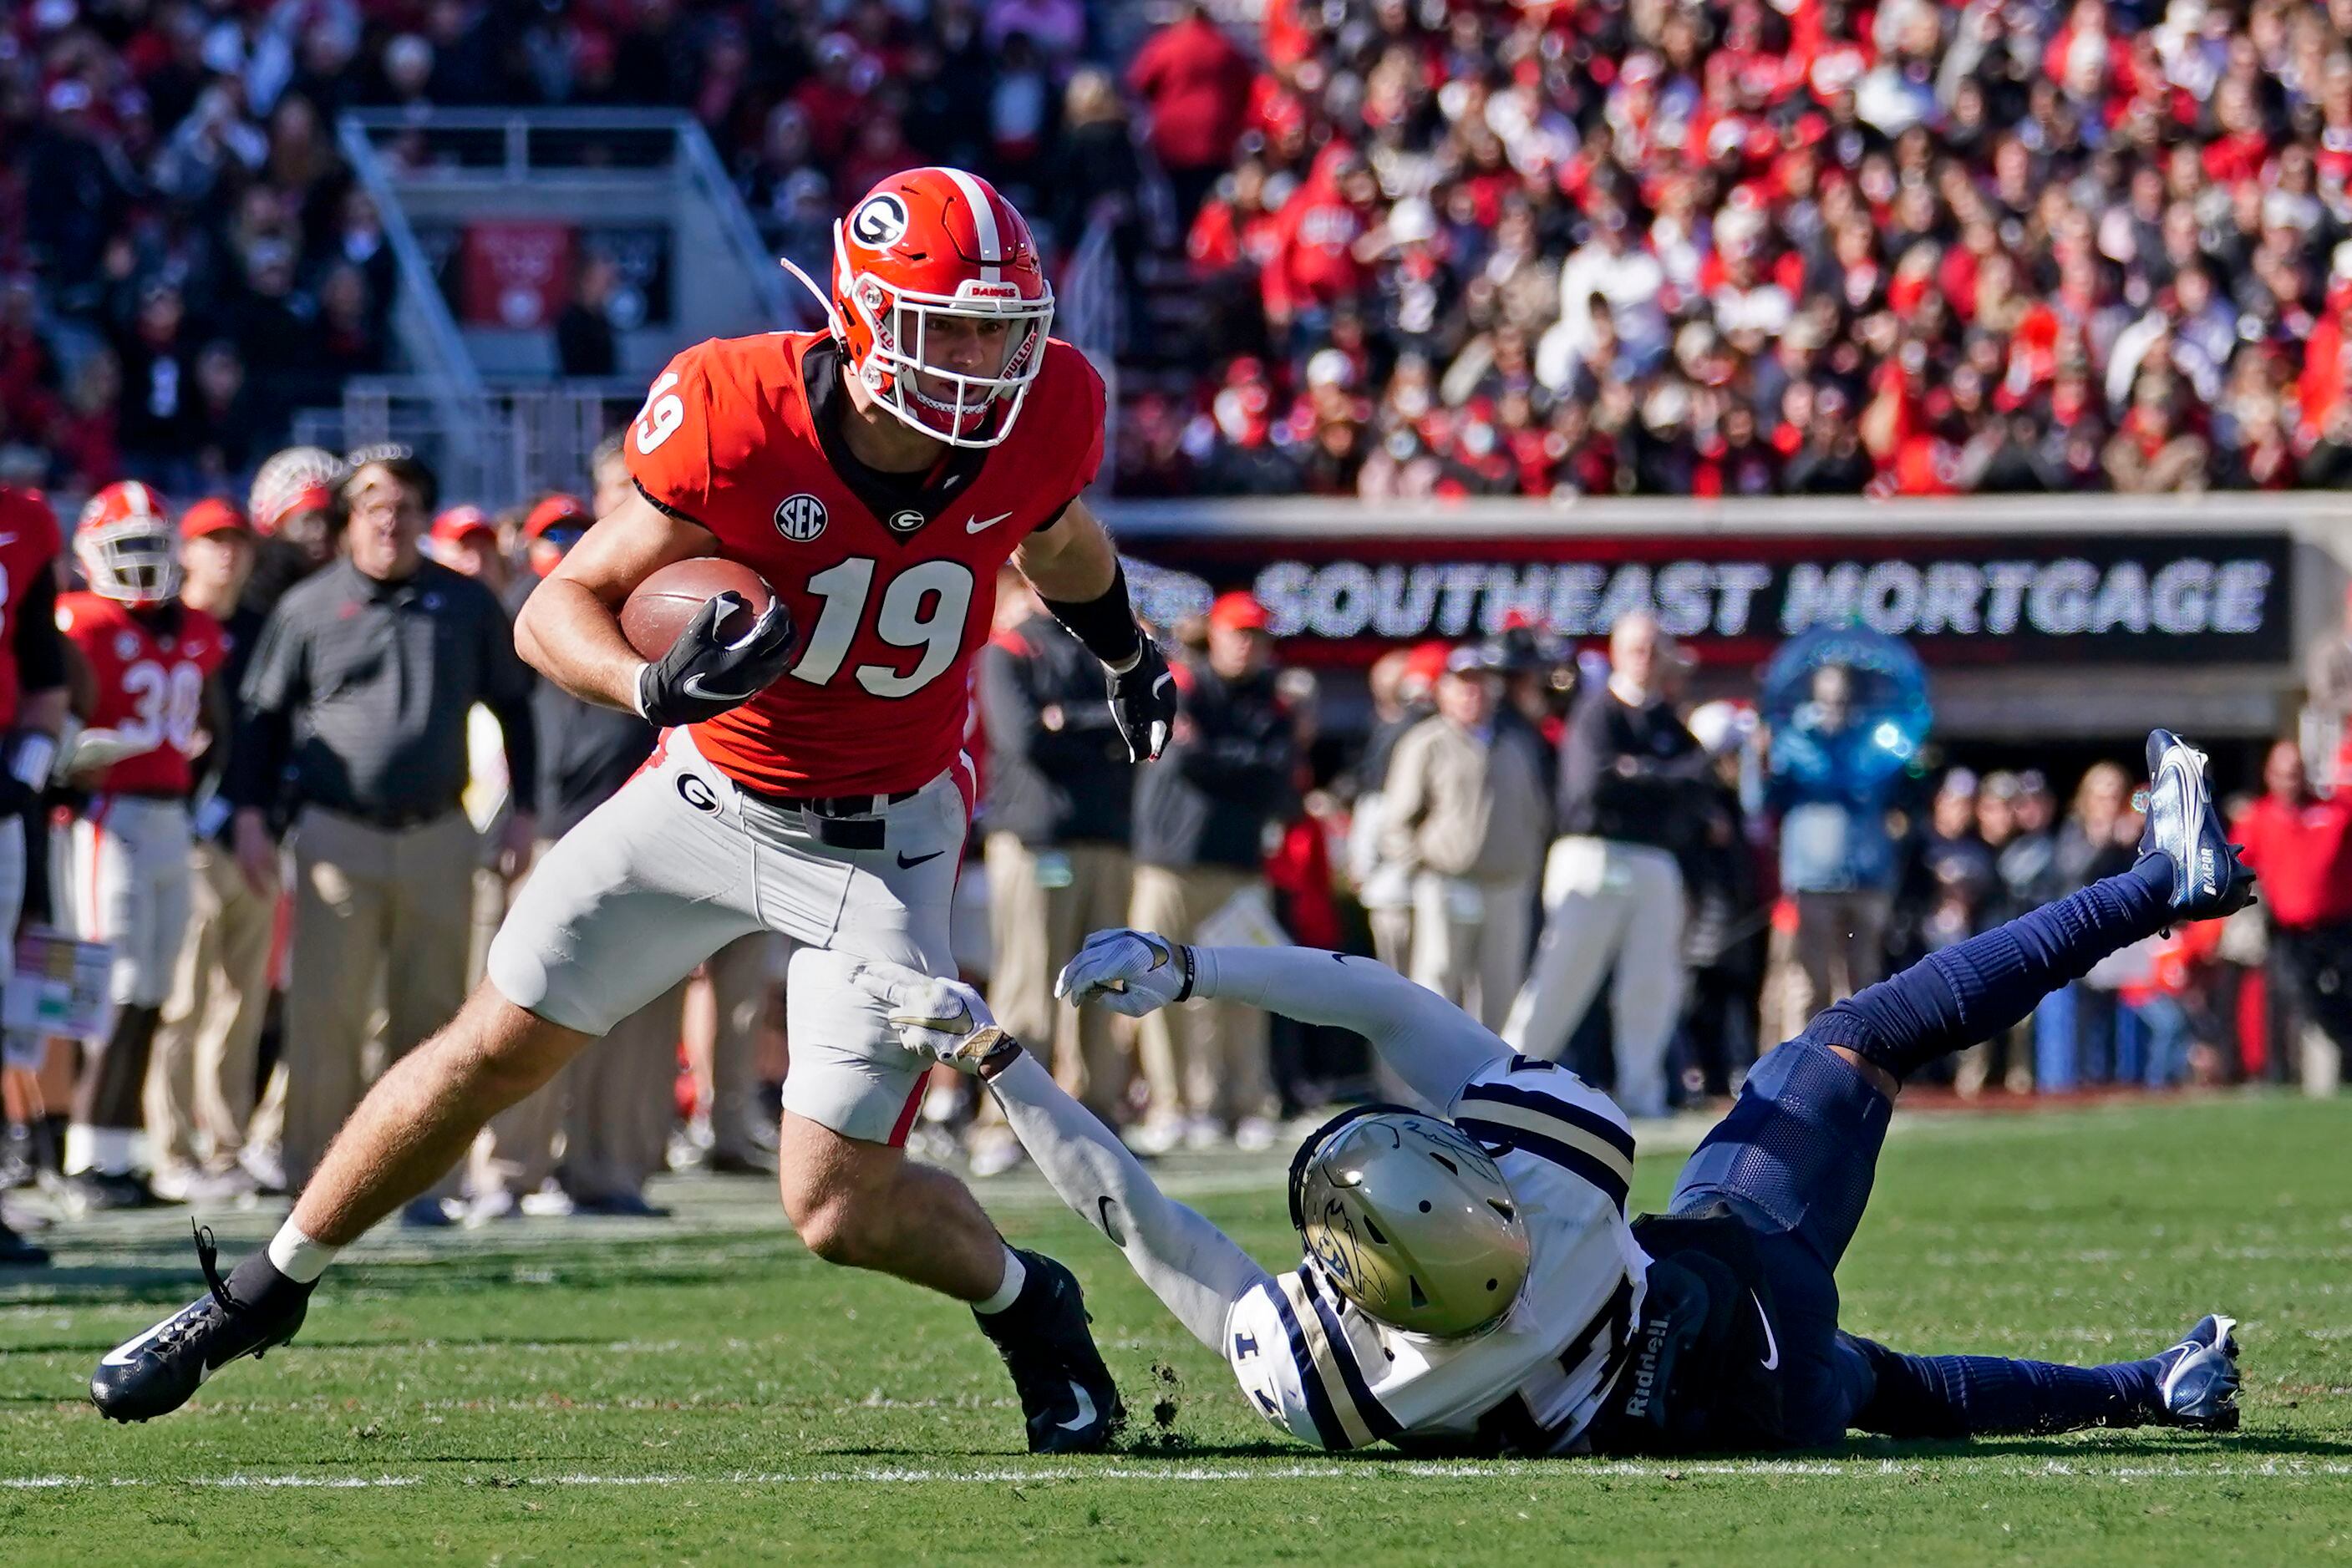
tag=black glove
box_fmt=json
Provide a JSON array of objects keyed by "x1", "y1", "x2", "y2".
[
  {"x1": 635, "y1": 592, "x2": 796, "y2": 728},
  {"x1": 1106, "y1": 639, "x2": 1177, "y2": 763}
]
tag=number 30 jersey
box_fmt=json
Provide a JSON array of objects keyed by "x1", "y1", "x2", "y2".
[
  {"x1": 624, "y1": 329, "x2": 1106, "y2": 796},
  {"x1": 55, "y1": 592, "x2": 226, "y2": 796},
  {"x1": 1225, "y1": 1057, "x2": 1653, "y2": 1454}
]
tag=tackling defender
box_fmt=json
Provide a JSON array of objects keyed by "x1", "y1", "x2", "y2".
[
  {"x1": 858, "y1": 731, "x2": 2248, "y2": 1454},
  {"x1": 90, "y1": 168, "x2": 1176, "y2": 1452}
]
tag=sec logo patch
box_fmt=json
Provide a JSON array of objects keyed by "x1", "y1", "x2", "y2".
[{"x1": 775, "y1": 494, "x2": 828, "y2": 542}]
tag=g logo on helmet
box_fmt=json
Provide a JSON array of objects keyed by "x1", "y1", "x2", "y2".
[
  {"x1": 849, "y1": 193, "x2": 910, "y2": 250},
  {"x1": 775, "y1": 493, "x2": 827, "y2": 542}
]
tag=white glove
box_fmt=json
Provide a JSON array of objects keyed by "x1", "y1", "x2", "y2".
[
  {"x1": 1054, "y1": 928, "x2": 1196, "y2": 1017},
  {"x1": 61, "y1": 725, "x2": 159, "y2": 779},
  {"x1": 847, "y1": 959, "x2": 1018, "y2": 1075}
]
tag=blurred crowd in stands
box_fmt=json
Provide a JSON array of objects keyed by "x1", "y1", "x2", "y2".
[
  {"x1": 16, "y1": 0, "x2": 2352, "y2": 504},
  {"x1": 0, "y1": 0, "x2": 1129, "y2": 500},
  {"x1": 1126, "y1": 0, "x2": 2352, "y2": 498}
]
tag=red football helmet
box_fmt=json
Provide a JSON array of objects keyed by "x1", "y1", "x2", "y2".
[
  {"x1": 77, "y1": 480, "x2": 180, "y2": 604},
  {"x1": 781, "y1": 166, "x2": 1054, "y2": 449}
]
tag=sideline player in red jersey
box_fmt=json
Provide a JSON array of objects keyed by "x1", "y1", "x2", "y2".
[
  {"x1": 94, "y1": 168, "x2": 1178, "y2": 1451},
  {"x1": 0, "y1": 483, "x2": 68, "y2": 1264},
  {"x1": 53, "y1": 484, "x2": 229, "y2": 1212}
]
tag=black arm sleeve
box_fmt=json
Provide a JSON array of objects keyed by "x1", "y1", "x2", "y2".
[
  {"x1": 481, "y1": 593, "x2": 541, "y2": 814},
  {"x1": 13, "y1": 565, "x2": 62, "y2": 695},
  {"x1": 1039, "y1": 560, "x2": 1144, "y2": 668}
]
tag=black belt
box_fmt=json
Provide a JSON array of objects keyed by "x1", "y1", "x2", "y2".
[
  {"x1": 736, "y1": 785, "x2": 920, "y2": 851},
  {"x1": 756, "y1": 788, "x2": 920, "y2": 819}
]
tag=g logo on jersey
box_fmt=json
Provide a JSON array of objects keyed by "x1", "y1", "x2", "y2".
[
  {"x1": 886, "y1": 508, "x2": 925, "y2": 535},
  {"x1": 849, "y1": 192, "x2": 910, "y2": 249},
  {"x1": 775, "y1": 494, "x2": 828, "y2": 542}
]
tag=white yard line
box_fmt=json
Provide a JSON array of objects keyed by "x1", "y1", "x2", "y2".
[{"x1": 6, "y1": 1458, "x2": 2349, "y2": 1490}]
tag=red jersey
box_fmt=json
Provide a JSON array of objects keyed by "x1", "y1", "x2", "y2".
[
  {"x1": 0, "y1": 488, "x2": 63, "y2": 727},
  {"x1": 626, "y1": 330, "x2": 1105, "y2": 795},
  {"x1": 2230, "y1": 791, "x2": 2352, "y2": 931},
  {"x1": 55, "y1": 591, "x2": 226, "y2": 796}
]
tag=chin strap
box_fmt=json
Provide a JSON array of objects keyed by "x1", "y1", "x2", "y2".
[{"x1": 780, "y1": 238, "x2": 850, "y2": 343}]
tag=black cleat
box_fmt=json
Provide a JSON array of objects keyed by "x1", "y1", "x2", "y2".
[
  {"x1": 2152, "y1": 1313, "x2": 2242, "y2": 1432},
  {"x1": 973, "y1": 1249, "x2": 1124, "y2": 1454},
  {"x1": 65, "y1": 1170, "x2": 173, "y2": 1215},
  {"x1": 0, "y1": 1215, "x2": 47, "y2": 1267},
  {"x1": 2141, "y1": 729, "x2": 2257, "y2": 923},
  {"x1": 89, "y1": 1224, "x2": 311, "y2": 1423}
]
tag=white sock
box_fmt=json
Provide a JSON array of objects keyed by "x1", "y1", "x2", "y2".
[
  {"x1": 973, "y1": 1245, "x2": 1027, "y2": 1315},
  {"x1": 266, "y1": 1220, "x2": 340, "y2": 1284}
]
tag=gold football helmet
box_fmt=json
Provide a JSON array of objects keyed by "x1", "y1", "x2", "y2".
[{"x1": 1288, "y1": 1106, "x2": 1531, "y2": 1339}]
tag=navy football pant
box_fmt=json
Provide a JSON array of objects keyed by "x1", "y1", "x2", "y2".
[{"x1": 1668, "y1": 861, "x2": 2177, "y2": 1445}]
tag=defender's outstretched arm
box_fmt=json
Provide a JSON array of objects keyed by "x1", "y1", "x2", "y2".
[
  {"x1": 1060, "y1": 935, "x2": 1510, "y2": 1111},
  {"x1": 986, "y1": 1053, "x2": 1273, "y2": 1350},
  {"x1": 852, "y1": 963, "x2": 1268, "y2": 1350}
]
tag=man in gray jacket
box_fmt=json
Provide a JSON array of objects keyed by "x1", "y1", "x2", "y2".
[{"x1": 1379, "y1": 647, "x2": 1551, "y2": 1034}]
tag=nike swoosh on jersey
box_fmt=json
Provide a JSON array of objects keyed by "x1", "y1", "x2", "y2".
[
  {"x1": 1056, "y1": 1380, "x2": 1098, "y2": 1432},
  {"x1": 896, "y1": 850, "x2": 946, "y2": 869},
  {"x1": 965, "y1": 510, "x2": 1014, "y2": 534},
  {"x1": 1751, "y1": 1291, "x2": 1779, "y2": 1371}
]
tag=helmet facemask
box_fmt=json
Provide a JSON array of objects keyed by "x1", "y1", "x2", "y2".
[
  {"x1": 1288, "y1": 1106, "x2": 1532, "y2": 1341},
  {"x1": 80, "y1": 518, "x2": 182, "y2": 606},
  {"x1": 833, "y1": 231, "x2": 1054, "y2": 449}
]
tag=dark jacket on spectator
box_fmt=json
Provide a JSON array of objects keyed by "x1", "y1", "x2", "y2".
[
  {"x1": 978, "y1": 612, "x2": 1132, "y2": 848},
  {"x1": 1132, "y1": 658, "x2": 1296, "y2": 871},
  {"x1": 1555, "y1": 682, "x2": 1707, "y2": 853}
]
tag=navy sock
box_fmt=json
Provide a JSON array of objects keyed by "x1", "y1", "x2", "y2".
[
  {"x1": 1850, "y1": 1338, "x2": 2166, "y2": 1437},
  {"x1": 1809, "y1": 857, "x2": 2173, "y2": 1083}
]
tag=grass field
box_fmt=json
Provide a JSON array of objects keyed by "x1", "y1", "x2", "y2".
[{"x1": 3, "y1": 1093, "x2": 2348, "y2": 1566}]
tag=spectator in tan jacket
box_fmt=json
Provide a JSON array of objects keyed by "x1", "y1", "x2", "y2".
[{"x1": 1379, "y1": 647, "x2": 1552, "y2": 1034}]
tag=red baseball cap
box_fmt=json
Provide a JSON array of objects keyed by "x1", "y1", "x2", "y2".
[
  {"x1": 180, "y1": 497, "x2": 250, "y2": 540},
  {"x1": 525, "y1": 492, "x2": 592, "y2": 540},
  {"x1": 1208, "y1": 591, "x2": 1271, "y2": 633},
  {"x1": 430, "y1": 505, "x2": 495, "y2": 549}
]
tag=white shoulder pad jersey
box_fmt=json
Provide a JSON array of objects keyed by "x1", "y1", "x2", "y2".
[{"x1": 1225, "y1": 1056, "x2": 1652, "y2": 1453}]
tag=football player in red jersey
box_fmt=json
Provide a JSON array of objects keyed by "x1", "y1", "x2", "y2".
[
  {"x1": 53, "y1": 483, "x2": 230, "y2": 1212},
  {"x1": 0, "y1": 485, "x2": 68, "y2": 1265},
  {"x1": 96, "y1": 169, "x2": 1179, "y2": 1448}
]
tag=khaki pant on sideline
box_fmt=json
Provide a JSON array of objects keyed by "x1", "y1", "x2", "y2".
[
  {"x1": 1781, "y1": 889, "x2": 1891, "y2": 1045},
  {"x1": 1502, "y1": 836, "x2": 1686, "y2": 1119},
  {"x1": 283, "y1": 807, "x2": 478, "y2": 1188},
  {"x1": 984, "y1": 834, "x2": 1133, "y2": 1118},
  {"x1": 706, "y1": 931, "x2": 782, "y2": 1160},
  {"x1": 145, "y1": 842, "x2": 277, "y2": 1175},
  {"x1": 1408, "y1": 872, "x2": 1535, "y2": 1035},
  {"x1": 563, "y1": 979, "x2": 688, "y2": 1200},
  {"x1": 1366, "y1": 905, "x2": 1413, "y2": 974},
  {"x1": 1130, "y1": 862, "x2": 1275, "y2": 1128}
]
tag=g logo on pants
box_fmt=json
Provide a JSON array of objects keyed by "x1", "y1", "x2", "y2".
[{"x1": 676, "y1": 774, "x2": 719, "y2": 814}]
